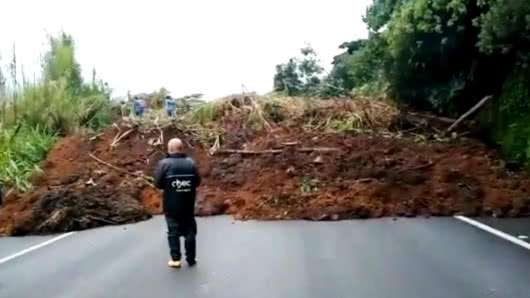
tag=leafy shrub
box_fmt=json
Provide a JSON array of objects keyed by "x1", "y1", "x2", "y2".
[
  {"x1": 13, "y1": 79, "x2": 111, "y2": 135},
  {"x1": 273, "y1": 46, "x2": 324, "y2": 96},
  {"x1": 0, "y1": 125, "x2": 56, "y2": 191}
]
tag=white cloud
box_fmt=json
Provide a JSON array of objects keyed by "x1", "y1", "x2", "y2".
[{"x1": 0, "y1": 0, "x2": 371, "y2": 99}]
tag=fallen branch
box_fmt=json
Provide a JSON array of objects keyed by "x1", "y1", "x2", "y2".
[
  {"x1": 85, "y1": 215, "x2": 118, "y2": 225},
  {"x1": 89, "y1": 153, "x2": 144, "y2": 178},
  {"x1": 215, "y1": 149, "x2": 283, "y2": 155},
  {"x1": 214, "y1": 147, "x2": 340, "y2": 155},
  {"x1": 398, "y1": 160, "x2": 435, "y2": 173},
  {"x1": 249, "y1": 96, "x2": 272, "y2": 131},
  {"x1": 447, "y1": 95, "x2": 493, "y2": 133},
  {"x1": 406, "y1": 112, "x2": 456, "y2": 124},
  {"x1": 360, "y1": 106, "x2": 374, "y2": 129},
  {"x1": 111, "y1": 128, "x2": 135, "y2": 148},
  {"x1": 209, "y1": 135, "x2": 221, "y2": 155},
  {"x1": 298, "y1": 147, "x2": 341, "y2": 153},
  {"x1": 89, "y1": 133, "x2": 104, "y2": 141},
  {"x1": 157, "y1": 125, "x2": 164, "y2": 146},
  {"x1": 282, "y1": 142, "x2": 300, "y2": 146}
]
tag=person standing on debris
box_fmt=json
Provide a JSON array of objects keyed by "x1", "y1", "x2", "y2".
[
  {"x1": 133, "y1": 96, "x2": 145, "y2": 118},
  {"x1": 154, "y1": 138, "x2": 201, "y2": 268},
  {"x1": 120, "y1": 100, "x2": 129, "y2": 118},
  {"x1": 165, "y1": 95, "x2": 177, "y2": 118}
]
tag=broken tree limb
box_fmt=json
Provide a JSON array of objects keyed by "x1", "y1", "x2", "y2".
[
  {"x1": 447, "y1": 95, "x2": 493, "y2": 133},
  {"x1": 155, "y1": 121, "x2": 164, "y2": 146},
  {"x1": 209, "y1": 135, "x2": 221, "y2": 155},
  {"x1": 215, "y1": 149, "x2": 283, "y2": 155},
  {"x1": 89, "y1": 133, "x2": 104, "y2": 141},
  {"x1": 406, "y1": 112, "x2": 456, "y2": 124},
  {"x1": 397, "y1": 160, "x2": 435, "y2": 173},
  {"x1": 214, "y1": 147, "x2": 341, "y2": 155},
  {"x1": 111, "y1": 128, "x2": 135, "y2": 148},
  {"x1": 282, "y1": 141, "x2": 300, "y2": 146},
  {"x1": 297, "y1": 147, "x2": 341, "y2": 153},
  {"x1": 89, "y1": 153, "x2": 143, "y2": 178},
  {"x1": 85, "y1": 215, "x2": 118, "y2": 225}
]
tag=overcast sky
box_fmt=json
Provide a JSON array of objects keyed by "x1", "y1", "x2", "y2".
[{"x1": 0, "y1": 0, "x2": 371, "y2": 99}]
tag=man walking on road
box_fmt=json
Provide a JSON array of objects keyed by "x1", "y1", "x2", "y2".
[{"x1": 154, "y1": 138, "x2": 201, "y2": 268}]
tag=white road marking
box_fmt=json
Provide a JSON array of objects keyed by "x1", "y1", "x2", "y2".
[
  {"x1": 454, "y1": 216, "x2": 530, "y2": 250},
  {"x1": 0, "y1": 232, "x2": 76, "y2": 265}
]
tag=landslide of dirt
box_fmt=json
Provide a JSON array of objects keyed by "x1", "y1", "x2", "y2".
[
  {"x1": 205, "y1": 129, "x2": 530, "y2": 220},
  {"x1": 1, "y1": 96, "x2": 529, "y2": 235}
]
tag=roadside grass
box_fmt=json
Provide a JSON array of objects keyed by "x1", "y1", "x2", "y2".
[
  {"x1": 0, "y1": 124, "x2": 57, "y2": 191},
  {"x1": 8, "y1": 79, "x2": 111, "y2": 135}
]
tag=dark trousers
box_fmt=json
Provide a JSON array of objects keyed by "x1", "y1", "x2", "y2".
[{"x1": 165, "y1": 216, "x2": 197, "y2": 262}]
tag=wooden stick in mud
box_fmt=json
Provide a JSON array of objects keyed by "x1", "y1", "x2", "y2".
[
  {"x1": 446, "y1": 95, "x2": 493, "y2": 133},
  {"x1": 214, "y1": 147, "x2": 340, "y2": 155},
  {"x1": 397, "y1": 160, "x2": 435, "y2": 173},
  {"x1": 297, "y1": 147, "x2": 341, "y2": 153},
  {"x1": 89, "y1": 153, "x2": 144, "y2": 178},
  {"x1": 407, "y1": 112, "x2": 456, "y2": 124},
  {"x1": 156, "y1": 124, "x2": 164, "y2": 145},
  {"x1": 209, "y1": 135, "x2": 221, "y2": 155},
  {"x1": 85, "y1": 215, "x2": 118, "y2": 225},
  {"x1": 215, "y1": 149, "x2": 284, "y2": 155},
  {"x1": 111, "y1": 128, "x2": 135, "y2": 148}
]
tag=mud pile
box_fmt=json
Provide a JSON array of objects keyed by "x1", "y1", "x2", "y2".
[
  {"x1": 1, "y1": 96, "x2": 529, "y2": 235},
  {"x1": 205, "y1": 129, "x2": 530, "y2": 220}
]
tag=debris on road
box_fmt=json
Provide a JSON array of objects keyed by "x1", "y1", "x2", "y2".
[{"x1": 1, "y1": 95, "x2": 529, "y2": 235}]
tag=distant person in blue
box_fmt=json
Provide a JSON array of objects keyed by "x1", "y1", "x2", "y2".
[
  {"x1": 165, "y1": 95, "x2": 177, "y2": 118},
  {"x1": 133, "y1": 96, "x2": 146, "y2": 118}
]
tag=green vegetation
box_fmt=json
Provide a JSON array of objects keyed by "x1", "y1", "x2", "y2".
[
  {"x1": 273, "y1": 46, "x2": 324, "y2": 96},
  {"x1": 0, "y1": 32, "x2": 112, "y2": 191},
  {"x1": 300, "y1": 176, "x2": 319, "y2": 193},
  {"x1": 323, "y1": 0, "x2": 528, "y2": 114},
  {"x1": 274, "y1": 0, "x2": 530, "y2": 166},
  {"x1": 481, "y1": 66, "x2": 530, "y2": 164},
  {"x1": 0, "y1": 125, "x2": 56, "y2": 191}
]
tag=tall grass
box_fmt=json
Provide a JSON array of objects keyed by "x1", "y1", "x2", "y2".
[
  {"x1": 13, "y1": 79, "x2": 111, "y2": 135},
  {"x1": 0, "y1": 32, "x2": 112, "y2": 192},
  {"x1": 0, "y1": 125, "x2": 56, "y2": 191}
]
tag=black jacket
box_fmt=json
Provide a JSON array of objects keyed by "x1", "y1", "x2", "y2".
[{"x1": 154, "y1": 153, "x2": 201, "y2": 219}]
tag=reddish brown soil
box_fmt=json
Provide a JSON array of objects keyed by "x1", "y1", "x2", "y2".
[
  {"x1": 206, "y1": 129, "x2": 530, "y2": 220},
  {"x1": 1, "y1": 121, "x2": 530, "y2": 235}
]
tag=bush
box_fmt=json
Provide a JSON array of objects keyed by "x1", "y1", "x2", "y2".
[
  {"x1": 0, "y1": 32, "x2": 112, "y2": 191},
  {"x1": 0, "y1": 125, "x2": 57, "y2": 191},
  {"x1": 12, "y1": 79, "x2": 111, "y2": 135},
  {"x1": 273, "y1": 46, "x2": 324, "y2": 96},
  {"x1": 480, "y1": 66, "x2": 530, "y2": 165}
]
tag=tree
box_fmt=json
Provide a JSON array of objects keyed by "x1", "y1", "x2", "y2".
[
  {"x1": 42, "y1": 33, "x2": 82, "y2": 95},
  {"x1": 328, "y1": 34, "x2": 387, "y2": 93},
  {"x1": 364, "y1": 0, "x2": 407, "y2": 32},
  {"x1": 10, "y1": 44, "x2": 17, "y2": 121},
  {"x1": 273, "y1": 46, "x2": 324, "y2": 96},
  {"x1": 477, "y1": 0, "x2": 530, "y2": 59},
  {"x1": 0, "y1": 57, "x2": 6, "y2": 123}
]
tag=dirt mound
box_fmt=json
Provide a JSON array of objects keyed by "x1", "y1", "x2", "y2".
[
  {"x1": 204, "y1": 129, "x2": 530, "y2": 220},
  {"x1": 0, "y1": 127, "x2": 159, "y2": 235},
  {"x1": 1, "y1": 97, "x2": 529, "y2": 235}
]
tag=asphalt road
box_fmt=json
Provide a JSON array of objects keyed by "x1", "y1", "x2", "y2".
[{"x1": 0, "y1": 216, "x2": 529, "y2": 298}]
